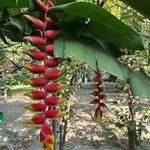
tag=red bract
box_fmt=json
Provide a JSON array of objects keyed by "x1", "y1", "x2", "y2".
[
  {"x1": 46, "y1": 17, "x2": 55, "y2": 25},
  {"x1": 24, "y1": 15, "x2": 45, "y2": 29},
  {"x1": 97, "y1": 86, "x2": 104, "y2": 92},
  {"x1": 24, "y1": 90, "x2": 47, "y2": 100},
  {"x1": 47, "y1": 0, "x2": 54, "y2": 7},
  {"x1": 40, "y1": 132, "x2": 54, "y2": 150},
  {"x1": 24, "y1": 78, "x2": 46, "y2": 87},
  {"x1": 24, "y1": 64, "x2": 46, "y2": 74},
  {"x1": 45, "y1": 44, "x2": 54, "y2": 55},
  {"x1": 44, "y1": 58, "x2": 61, "y2": 68},
  {"x1": 89, "y1": 99, "x2": 106, "y2": 107},
  {"x1": 98, "y1": 94, "x2": 105, "y2": 99},
  {"x1": 91, "y1": 91, "x2": 99, "y2": 96},
  {"x1": 89, "y1": 99, "x2": 99, "y2": 104},
  {"x1": 44, "y1": 30, "x2": 59, "y2": 39},
  {"x1": 41, "y1": 123, "x2": 54, "y2": 142},
  {"x1": 45, "y1": 69, "x2": 64, "y2": 80},
  {"x1": 25, "y1": 116, "x2": 46, "y2": 125},
  {"x1": 24, "y1": 49, "x2": 46, "y2": 61},
  {"x1": 45, "y1": 83, "x2": 64, "y2": 93},
  {"x1": 40, "y1": 131, "x2": 45, "y2": 143},
  {"x1": 24, "y1": 103, "x2": 46, "y2": 112},
  {"x1": 23, "y1": 36, "x2": 45, "y2": 46},
  {"x1": 91, "y1": 91, "x2": 105, "y2": 97},
  {"x1": 36, "y1": 0, "x2": 48, "y2": 12},
  {"x1": 44, "y1": 97, "x2": 64, "y2": 106},
  {"x1": 44, "y1": 110, "x2": 65, "y2": 119}
]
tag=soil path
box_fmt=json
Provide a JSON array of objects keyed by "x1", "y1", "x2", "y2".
[
  {"x1": 0, "y1": 88, "x2": 149, "y2": 150},
  {"x1": 64, "y1": 88, "x2": 124, "y2": 150}
]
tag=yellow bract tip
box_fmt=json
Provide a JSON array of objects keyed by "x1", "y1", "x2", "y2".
[
  {"x1": 57, "y1": 111, "x2": 66, "y2": 118},
  {"x1": 47, "y1": 135, "x2": 54, "y2": 143},
  {"x1": 24, "y1": 103, "x2": 34, "y2": 111},
  {"x1": 24, "y1": 92, "x2": 32, "y2": 98},
  {"x1": 24, "y1": 63, "x2": 31, "y2": 69},
  {"x1": 24, "y1": 119, "x2": 34, "y2": 125}
]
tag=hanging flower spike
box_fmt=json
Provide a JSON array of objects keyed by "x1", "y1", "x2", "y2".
[
  {"x1": 23, "y1": 0, "x2": 66, "y2": 149},
  {"x1": 44, "y1": 97, "x2": 65, "y2": 107},
  {"x1": 45, "y1": 69, "x2": 64, "y2": 80},
  {"x1": 45, "y1": 110, "x2": 66, "y2": 119},
  {"x1": 24, "y1": 90, "x2": 47, "y2": 100},
  {"x1": 23, "y1": 36, "x2": 46, "y2": 46},
  {"x1": 25, "y1": 116, "x2": 47, "y2": 125},
  {"x1": 90, "y1": 69, "x2": 106, "y2": 124},
  {"x1": 24, "y1": 64, "x2": 46, "y2": 74},
  {"x1": 24, "y1": 103, "x2": 46, "y2": 112},
  {"x1": 24, "y1": 15, "x2": 45, "y2": 29},
  {"x1": 24, "y1": 49, "x2": 46, "y2": 61}
]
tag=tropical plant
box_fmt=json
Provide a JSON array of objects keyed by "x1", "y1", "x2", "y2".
[{"x1": 0, "y1": 0, "x2": 150, "y2": 150}]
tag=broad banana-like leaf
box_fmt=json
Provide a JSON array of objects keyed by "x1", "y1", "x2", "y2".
[
  {"x1": 51, "y1": 2, "x2": 144, "y2": 50},
  {"x1": 54, "y1": 35, "x2": 150, "y2": 100}
]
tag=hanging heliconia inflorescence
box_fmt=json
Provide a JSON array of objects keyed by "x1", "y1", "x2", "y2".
[
  {"x1": 23, "y1": 0, "x2": 65, "y2": 149},
  {"x1": 90, "y1": 69, "x2": 106, "y2": 124}
]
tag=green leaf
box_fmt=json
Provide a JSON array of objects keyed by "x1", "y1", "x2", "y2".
[
  {"x1": 0, "y1": 0, "x2": 30, "y2": 8},
  {"x1": 119, "y1": 0, "x2": 150, "y2": 19},
  {"x1": 51, "y1": 2, "x2": 144, "y2": 50},
  {"x1": 54, "y1": 36, "x2": 127, "y2": 80},
  {"x1": 0, "y1": 29, "x2": 9, "y2": 44},
  {"x1": 52, "y1": 0, "x2": 76, "y2": 5},
  {"x1": 64, "y1": 37, "x2": 97, "y2": 70},
  {"x1": 9, "y1": 17, "x2": 26, "y2": 32},
  {"x1": 7, "y1": 8, "x2": 22, "y2": 16},
  {"x1": 54, "y1": 35, "x2": 65, "y2": 57},
  {"x1": 0, "y1": 112, "x2": 4, "y2": 122},
  {"x1": 54, "y1": 36, "x2": 150, "y2": 100},
  {"x1": 1, "y1": 25, "x2": 23, "y2": 42},
  {"x1": 96, "y1": 49, "x2": 129, "y2": 81},
  {"x1": 128, "y1": 69, "x2": 150, "y2": 100}
]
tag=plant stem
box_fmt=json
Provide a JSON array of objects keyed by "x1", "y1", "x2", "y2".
[{"x1": 127, "y1": 85, "x2": 137, "y2": 150}]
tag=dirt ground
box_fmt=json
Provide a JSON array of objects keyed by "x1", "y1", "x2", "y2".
[{"x1": 0, "y1": 88, "x2": 150, "y2": 150}]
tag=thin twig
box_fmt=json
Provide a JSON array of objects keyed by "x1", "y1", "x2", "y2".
[{"x1": 0, "y1": 52, "x2": 22, "y2": 71}]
